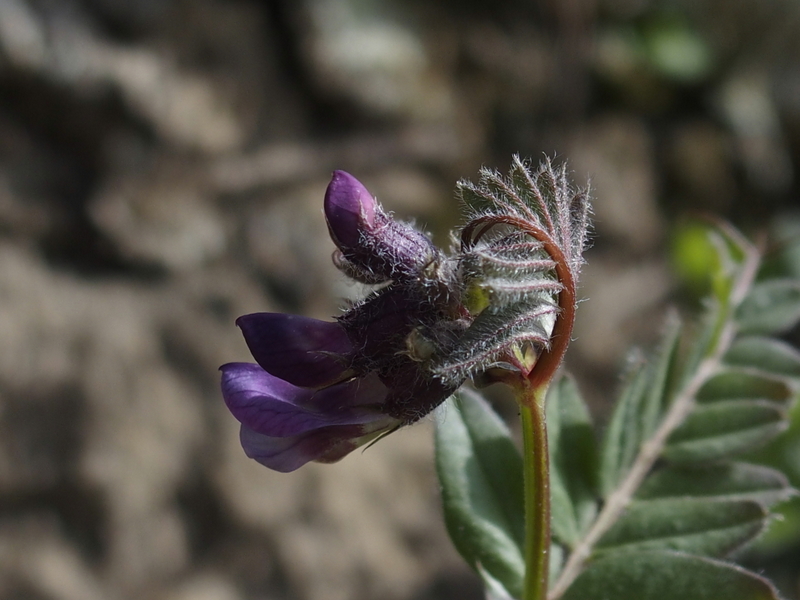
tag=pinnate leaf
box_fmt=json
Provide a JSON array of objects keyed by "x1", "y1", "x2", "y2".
[{"x1": 554, "y1": 224, "x2": 797, "y2": 598}]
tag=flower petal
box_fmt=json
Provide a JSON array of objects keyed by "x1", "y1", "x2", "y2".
[
  {"x1": 236, "y1": 313, "x2": 353, "y2": 388},
  {"x1": 220, "y1": 363, "x2": 388, "y2": 437},
  {"x1": 324, "y1": 170, "x2": 377, "y2": 249},
  {"x1": 239, "y1": 420, "x2": 394, "y2": 472}
]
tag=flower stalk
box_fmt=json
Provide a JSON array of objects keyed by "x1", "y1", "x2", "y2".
[{"x1": 520, "y1": 382, "x2": 552, "y2": 600}]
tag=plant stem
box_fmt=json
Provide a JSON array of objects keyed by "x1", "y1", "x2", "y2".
[{"x1": 520, "y1": 383, "x2": 551, "y2": 600}]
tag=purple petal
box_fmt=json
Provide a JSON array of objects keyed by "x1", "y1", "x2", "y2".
[
  {"x1": 324, "y1": 170, "x2": 376, "y2": 249},
  {"x1": 220, "y1": 363, "x2": 388, "y2": 437},
  {"x1": 236, "y1": 313, "x2": 353, "y2": 388},
  {"x1": 239, "y1": 420, "x2": 395, "y2": 472}
]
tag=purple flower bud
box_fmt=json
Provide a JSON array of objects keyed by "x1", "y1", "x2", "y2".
[
  {"x1": 324, "y1": 170, "x2": 377, "y2": 250},
  {"x1": 324, "y1": 171, "x2": 444, "y2": 283},
  {"x1": 236, "y1": 313, "x2": 353, "y2": 388}
]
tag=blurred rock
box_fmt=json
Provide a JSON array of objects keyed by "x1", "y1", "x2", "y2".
[
  {"x1": 572, "y1": 252, "x2": 672, "y2": 371},
  {"x1": 568, "y1": 115, "x2": 664, "y2": 251},
  {"x1": 297, "y1": 0, "x2": 455, "y2": 121},
  {"x1": 717, "y1": 70, "x2": 794, "y2": 195},
  {"x1": 156, "y1": 574, "x2": 242, "y2": 600},
  {"x1": 0, "y1": 0, "x2": 48, "y2": 70},
  {"x1": 0, "y1": 1, "x2": 244, "y2": 153},
  {"x1": 209, "y1": 126, "x2": 468, "y2": 194},
  {"x1": 216, "y1": 415, "x2": 466, "y2": 600},
  {"x1": 245, "y1": 179, "x2": 342, "y2": 316},
  {"x1": 0, "y1": 243, "x2": 246, "y2": 594},
  {"x1": 90, "y1": 159, "x2": 228, "y2": 272},
  {"x1": 666, "y1": 121, "x2": 736, "y2": 212},
  {"x1": 0, "y1": 517, "x2": 109, "y2": 600},
  {"x1": 367, "y1": 166, "x2": 449, "y2": 218}
]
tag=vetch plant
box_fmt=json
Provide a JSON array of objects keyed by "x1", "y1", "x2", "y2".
[{"x1": 220, "y1": 158, "x2": 799, "y2": 600}]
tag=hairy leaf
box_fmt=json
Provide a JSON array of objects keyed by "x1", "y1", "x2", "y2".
[
  {"x1": 737, "y1": 279, "x2": 800, "y2": 335},
  {"x1": 600, "y1": 317, "x2": 682, "y2": 496},
  {"x1": 697, "y1": 370, "x2": 794, "y2": 404},
  {"x1": 551, "y1": 224, "x2": 797, "y2": 599},
  {"x1": 637, "y1": 463, "x2": 795, "y2": 507},
  {"x1": 595, "y1": 498, "x2": 767, "y2": 557},
  {"x1": 725, "y1": 336, "x2": 800, "y2": 381},
  {"x1": 561, "y1": 551, "x2": 780, "y2": 600},
  {"x1": 665, "y1": 400, "x2": 787, "y2": 463},
  {"x1": 599, "y1": 357, "x2": 648, "y2": 497},
  {"x1": 434, "y1": 389, "x2": 525, "y2": 598},
  {"x1": 547, "y1": 375, "x2": 597, "y2": 546}
]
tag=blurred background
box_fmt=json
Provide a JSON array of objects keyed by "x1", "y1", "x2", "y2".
[{"x1": 0, "y1": 0, "x2": 799, "y2": 599}]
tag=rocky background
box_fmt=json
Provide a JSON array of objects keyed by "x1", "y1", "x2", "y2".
[{"x1": 1, "y1": 1, "x2": 799, "y2": 599}]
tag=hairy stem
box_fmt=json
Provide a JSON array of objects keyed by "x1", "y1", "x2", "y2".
[
  {"x1": 521, "y1": 383, "x2": 551, "y2": 600},
  {"x1": 548, "y1": 228, "x2": 760, "y2": 599}
]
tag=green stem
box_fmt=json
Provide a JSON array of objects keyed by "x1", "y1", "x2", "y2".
[{"x1": 520, "y1": 383, "x2": 551, "y2": 600}]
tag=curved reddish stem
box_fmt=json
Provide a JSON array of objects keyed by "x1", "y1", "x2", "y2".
[{"x1": 461, "y1": 215, "x2": 576, "y2": 396}]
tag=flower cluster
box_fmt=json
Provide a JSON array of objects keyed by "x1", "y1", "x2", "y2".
[{"x1": 221, "y1": 159, "x2": 589, "y2": 471}]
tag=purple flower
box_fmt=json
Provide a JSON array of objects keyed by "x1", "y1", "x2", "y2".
[
  {"x1": 221, "y1": 172, "x2": 464, "y2": 472},
  {"x1": 221, "y1": 160, "x2": 590, "y2": 471}
]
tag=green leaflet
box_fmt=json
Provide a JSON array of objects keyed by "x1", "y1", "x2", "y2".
[
  {"x1": 675, "y1": 365, "x2": 795, "y2": 462},
  {"x1": 637, "y1": 462, "x2": 795, "y2": 507},
  {"x1": 599, "y1": 316, "x2": 682, "y2": 497},
  {"x1": 725, "y1": 336, "x2": 800, "y2": 381},
  {"x1": 561, "y1": 551, "x2": 780, "y2": 600},
  {"x1": 595, "y1": 497, "x2": 767, "y2": 557},
  {"x1": 547, "y1": 375, "x2": 598, "y2": 547},
  {"x1": 680, "y1": 225, "x2": 752, "y2": 372},
  {"x1": 664, "y1": 400, "x2": 787, "y2": 463},
  {"x1": 736, "y1": 279, "x2": 800, "y2": 335},
  {"x1": 434, "y1": 389, "x2": 525, "y2": 599},
  {"x1": 598, "y1": 356, "x2": 648, "y2": 497},
  {"x1": 697, "y1": 369, "x2": 794, "y2": 404}
]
